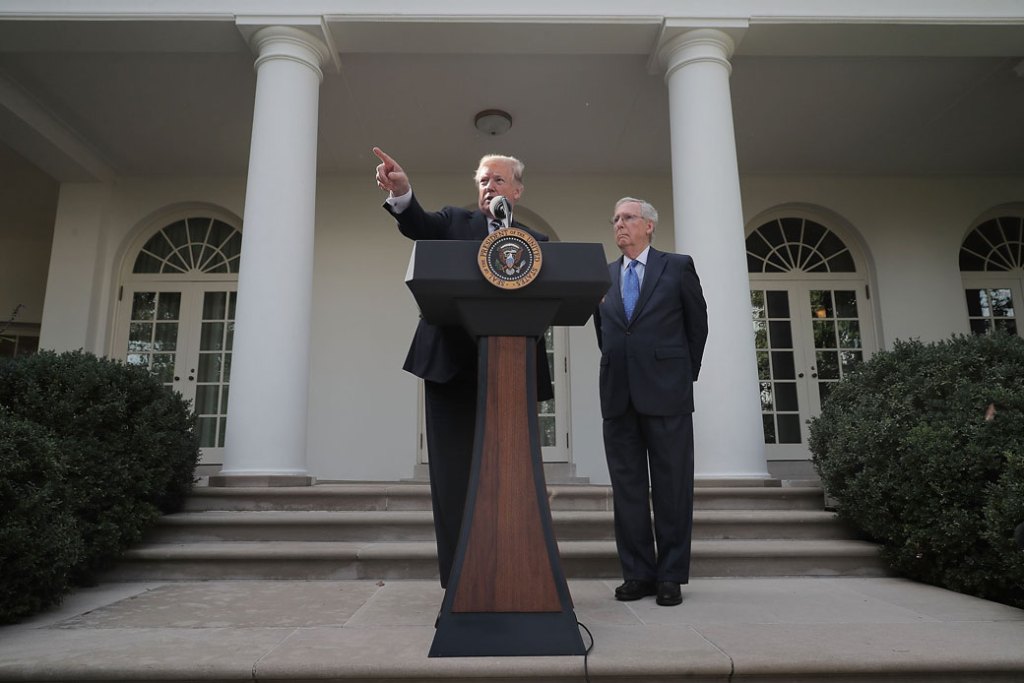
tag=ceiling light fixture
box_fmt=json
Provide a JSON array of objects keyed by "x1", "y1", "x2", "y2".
[{"x1": 474, "y1": 109, "x2": 512, "y2": 136}]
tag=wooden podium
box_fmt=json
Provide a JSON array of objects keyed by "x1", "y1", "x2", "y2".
[{"x1": 405, "y1": 240, "x2": 610, "y2": 657}]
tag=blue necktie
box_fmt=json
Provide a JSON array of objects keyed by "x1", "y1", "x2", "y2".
[
  {"x1": 623, "y1": 260, "x2": 639, "y2": 321},
  {"x1": 489, "y1": 220, "x2": 502, "y2": 234}
]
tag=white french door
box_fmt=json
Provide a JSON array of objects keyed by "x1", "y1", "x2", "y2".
[
  {"x1": 750, "y1": 280, "x2": 876, "y2": 460},
  {"x1": 539, "y1": 326, "x2": 570, "y2": 463},
  {"x1": 115, "y1": 282, "x2": 236, "y2": 465}
]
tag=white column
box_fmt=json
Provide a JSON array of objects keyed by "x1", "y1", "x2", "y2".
[
  {"x1": 215, "y1": 26, "x2": 329, "y2": 486},
  {"x1": 661, "y1": 29, "x2": 769, "y2": 480}
]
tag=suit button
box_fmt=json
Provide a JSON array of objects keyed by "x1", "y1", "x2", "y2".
[{"x1": 625, "y1": 331, "x2": 631, "y2": 335}]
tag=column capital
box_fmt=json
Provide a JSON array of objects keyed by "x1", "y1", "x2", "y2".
[
  {"x1": 241, "y1": 24, "x2": 333, "y2": 81},
  {"x1": 657, "y1": 28, "x2": 738, "y2": 81},
  {"x1": 253, "y1": 26, "x2": 331, "y2": 81}
]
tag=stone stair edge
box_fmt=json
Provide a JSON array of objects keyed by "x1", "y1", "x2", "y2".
[
  {"x1": 189, "y1": 483, "x2": 823, "y2": 493},
  {"x1": 122, "y1": 538, "x2": 878, "y2": 560},
  {"x1": 158, "y1": 509, "x2": 840, "y2": 523},
  {"x1": 183, "y1": 485, "x2": 825, "y2": 513}
]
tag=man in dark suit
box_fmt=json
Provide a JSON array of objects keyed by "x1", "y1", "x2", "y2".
[
  {"x1": 373, "y1": 147, "x2": 554, "y2": 589},
  {"x1": 595, "y1": 197, "x2": 708, "y2": 607}
]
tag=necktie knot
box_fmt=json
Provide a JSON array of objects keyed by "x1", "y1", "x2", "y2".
[{"x1": 623, "y1": 260, "x2": 640, "y2": 321}]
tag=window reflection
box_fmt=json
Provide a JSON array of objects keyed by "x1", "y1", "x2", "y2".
[{"x1": 964, "y1": 288, "x2": 1017, "y2": 338}]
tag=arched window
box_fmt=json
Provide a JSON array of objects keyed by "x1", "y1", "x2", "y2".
[
  {"x1": 747, "y1": 217, "x2": 856, "y2": 274},
  {"x1": 960, "y1": 215, "x2": 1022, "y2": 336},
  {"x1": 133, "y1": 217, "x2": 241, "y2": 275},
  {"x1": 746, "y1": 213, "x2": 874, "y2": 460}
]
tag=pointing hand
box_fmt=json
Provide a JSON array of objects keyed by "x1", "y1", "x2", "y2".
[{"x1": 373, "y1": 147, "x2": 411, "y2": 197}]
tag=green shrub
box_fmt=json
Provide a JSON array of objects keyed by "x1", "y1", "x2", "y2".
[
  {"x1": 0, "y1": 409, "x2": 83, "y2": 623},
  {"x1": 0, "y1": 350, "x2": 200, "y2": 589},
  {"x1": 810, "y1": 333, "x2": 1024, "y2": 608},
  {"x1": 985, "y1": 449, "x2": 1024, "y2": 589}
]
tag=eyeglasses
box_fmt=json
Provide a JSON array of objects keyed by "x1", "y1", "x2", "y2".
[{"x1": 610, "y1": 213, "x2": 642, "y2": 225}]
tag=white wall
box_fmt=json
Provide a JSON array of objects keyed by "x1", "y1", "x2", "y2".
[
  {"x1": 39, "y1": 178, "x2": 247, "y2": 354},
  {"x1": 39, "y1": 183, "x2": 111, "y2": 352},
  {"x1": 26, "y1": 170, "x2": 1024, "y2": 482},
  {"x1": 306, "y1": 176, "x2": 422, "y2": 481},
  {"x1": 0, "y1": 146, "x2": 57, "y2": 327}
]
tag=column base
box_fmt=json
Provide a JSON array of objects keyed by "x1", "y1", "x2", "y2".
[{"x1": 207, "y1": 474, "x2": 314, "y2": 487}]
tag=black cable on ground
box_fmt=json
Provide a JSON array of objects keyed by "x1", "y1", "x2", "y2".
[{"x1": 577, "y1": 620, "x2": 595, "y2": 683}]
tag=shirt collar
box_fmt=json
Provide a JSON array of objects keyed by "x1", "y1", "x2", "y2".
[{"x1": 623, "y1": 246, "x2": 651, "y2": 270}]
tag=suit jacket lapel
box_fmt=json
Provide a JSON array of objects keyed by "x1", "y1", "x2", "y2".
[
  {"x1": 632, "y1": 248, "x2": 665, "y2": 322},
  {"x1": 607, "y1": 259, "x2": 627, "y2": 325}
]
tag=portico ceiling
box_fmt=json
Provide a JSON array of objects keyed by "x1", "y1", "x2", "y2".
[{"x1": 0, "y1": 15, "x2": 1023, "y2": 182}]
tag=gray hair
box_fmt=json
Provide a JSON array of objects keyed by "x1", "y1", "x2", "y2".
[
  {"x1": 475, "y1": 155, "x2": 525, "y2": 185},
  {"x1": 615, "y1": 197, "x2": 658, "y2": 226}
]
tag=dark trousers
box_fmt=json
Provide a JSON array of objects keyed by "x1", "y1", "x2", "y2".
[
  {"x1": 603, "y1": 403, "x2": 695, "y2": 584},
  {"x1": 423, "y1": 371, "x2": 477, "y2": 588}
]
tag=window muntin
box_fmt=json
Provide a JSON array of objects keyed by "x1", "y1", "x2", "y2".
[
  {"x1": 959, "y1": 216, "x2": 1024, "y2": 272},
  {"x1": 133, "y1": 217, "x2": 241, "y2": 275},
  {"x1": 747, "y1": 217, "x2": 856, "y2": 274}
]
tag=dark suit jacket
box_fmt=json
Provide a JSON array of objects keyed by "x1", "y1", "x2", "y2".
[
  {"x1": 385, "y1": 193, "x2": 554, "y2": 401},
  {"x1": 595, "y1": 247, "x2": 708, "y2": 418}
]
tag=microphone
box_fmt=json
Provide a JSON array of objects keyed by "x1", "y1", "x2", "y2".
[{"x1": 489, "y1": 196, "x2": 512, "y2": 229}]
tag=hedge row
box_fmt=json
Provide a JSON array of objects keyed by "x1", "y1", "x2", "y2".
[
  {"x1": 810, "y1": 333, "x2": 1024, "y2": 608},
  {"x1": 0, "y1": 350, "x2": 200, "y2": 623}
]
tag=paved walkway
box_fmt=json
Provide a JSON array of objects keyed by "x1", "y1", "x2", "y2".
[{"x1": 1, "y1": 577, "x2": 1023, "y2": 682}]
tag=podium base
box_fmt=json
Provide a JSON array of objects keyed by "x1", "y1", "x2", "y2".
[{"x1": 429, "y1": 611, "x2": 586, "y2": 657}]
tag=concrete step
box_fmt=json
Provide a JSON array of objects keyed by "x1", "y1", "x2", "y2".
[
  {"x1": 146, "y1": 509, "x2": 858, "y2": 543},
  {"x1": 108, "y1": 538, "x2": 887, "y2": 581},
  {"x1": 110, "y1": 482, "x2": 883, "y2": 583},
  {"x1": 184, "y1": 483, "x2": 827, "y2": 512},
  {"x1": 5, "y1": 578, "x2": 1021, "y2": 683}
]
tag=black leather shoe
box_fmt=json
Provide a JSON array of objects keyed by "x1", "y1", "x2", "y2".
[
  {"x1": 656, "y1": 581, "x2": 682, "y2": 606},
  {"x1": 614, "y1": 579, "x2": 657, "y2": 601}
]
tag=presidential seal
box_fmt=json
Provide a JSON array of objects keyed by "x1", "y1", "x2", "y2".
[{"x1": 477, "y1": 227, "x2": 543, "y2": 289}]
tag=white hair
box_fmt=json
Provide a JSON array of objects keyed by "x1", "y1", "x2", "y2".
[{"x1": 475, "y1": 155, "x2": 525, "y2": 185}]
